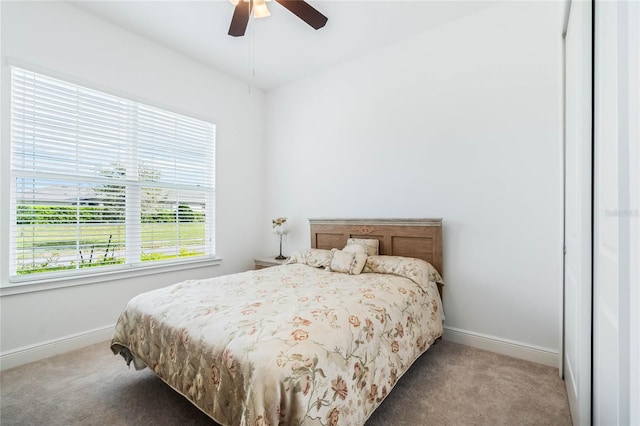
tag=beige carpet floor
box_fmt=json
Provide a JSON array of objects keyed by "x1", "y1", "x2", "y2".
[{"x1": 0, "y1": 340, "x2": 571, "y2": 425}]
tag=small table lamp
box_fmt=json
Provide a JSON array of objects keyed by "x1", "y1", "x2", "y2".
[{"x1": 272, "y1": 217, "x2": 290, "y2": 260}]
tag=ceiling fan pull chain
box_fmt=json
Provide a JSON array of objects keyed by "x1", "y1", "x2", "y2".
[{"x1": 248, "y1": 24, "x2": 255, "y2": 94}]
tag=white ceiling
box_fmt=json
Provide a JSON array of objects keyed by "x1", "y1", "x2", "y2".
[{"x1": 69, "y1": 0, "x2": 498, "y2": 91}]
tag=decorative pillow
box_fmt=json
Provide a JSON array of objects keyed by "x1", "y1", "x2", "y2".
[
  {"x1": 328, "y1": 248, "x2": 367, "y2": 275},
  {"x1": 285, "y1": 249, "x2": 332, "y2": 268},
  {"x1": 342, "y1": 244, "x2": 368, "y2": 271},
  {"x1": 345, "y1": 238, "x2": 379, "y2": 256},
  {"x1": 342, "y1": 243, "x2": 366, "y2": 256}
]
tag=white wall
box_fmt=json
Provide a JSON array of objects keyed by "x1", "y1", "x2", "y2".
[
  {"x1": 0, "y1": 2, "x2": 265, "y2": 365},
  {"x1": 263, "y1": 2, "x2": 564, "y2": 362}
]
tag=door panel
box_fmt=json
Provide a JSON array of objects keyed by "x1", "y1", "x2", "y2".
[
  {"x1": 628, "y1": 2, "x2": 640, "y2": 422},
  {"x1": 563, "y1": 1, "x2": 592, "y2": 425},
  {"x1": 593, "y1": 1, "x2": 639, "y2": 423}
]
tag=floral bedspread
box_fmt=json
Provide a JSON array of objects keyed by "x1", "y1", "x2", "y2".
[{"x1": 111, "y1": 260, "x2": 443, "y2": 426}]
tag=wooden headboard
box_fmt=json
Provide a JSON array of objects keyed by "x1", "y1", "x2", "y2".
[{"x1": 309, "y1": 218, "x2": 443, "y2": 277}]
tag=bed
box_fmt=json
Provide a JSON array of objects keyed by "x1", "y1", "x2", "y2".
[{"x1": 111, "y1": 218, "x2": 444, "y2": 425}]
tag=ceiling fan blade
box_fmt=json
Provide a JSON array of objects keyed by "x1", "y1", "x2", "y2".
[
  {"x1": 275, "y1": 0, "x2": 328, "y2": 30},
  {"x1": 228, "y1": 1, "x2": 253, "y2": 37}
]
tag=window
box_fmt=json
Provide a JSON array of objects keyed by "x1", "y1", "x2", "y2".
[{"x1": 9, "y1": 67, "x2": 216, "y2": 281}]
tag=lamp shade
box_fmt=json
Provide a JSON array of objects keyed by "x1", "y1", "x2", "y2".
[
  {"x1": 253, "y1": 0, "x2": 271, "y2": 18},
  {"x1": 272, "y1": 217, "x2": 290, "y2": 235}
]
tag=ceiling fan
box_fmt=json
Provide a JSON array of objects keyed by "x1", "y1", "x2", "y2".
[{"x1": 228, "y1": 0, "x2": 328, "y2": 37}]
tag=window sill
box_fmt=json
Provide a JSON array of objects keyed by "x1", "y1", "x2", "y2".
[{"x1": 0, "y1": 257, "x2": 222, "y2": 297}]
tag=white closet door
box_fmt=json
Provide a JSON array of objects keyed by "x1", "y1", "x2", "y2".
[
  {"x1": 593, "y1": 1, "x2": 639, "y2": 424},
  {"x1": 628, "y1": 3, "x2": 640, "y2": 422},
  {"x1": 564, "y1": 1, "x2": 592, "y2": 425},
  {"x1": 593, "y1": 2, "x2": 620, "y2": 421}
]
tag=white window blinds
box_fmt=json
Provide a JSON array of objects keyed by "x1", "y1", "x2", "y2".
[{"x1": 9, "y1": 67, "x2": 216, "y2": 280}]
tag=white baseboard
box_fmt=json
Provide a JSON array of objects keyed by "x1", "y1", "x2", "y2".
[
  {"x1": 0, "y1": 325, "x2": 114, "y2": 371},
  {"x1": 443, "y1": 325, "x2": 560, "y2": 368},
  {"x1": 0, "y1": 324, "x2": 560, "y2": 371}
]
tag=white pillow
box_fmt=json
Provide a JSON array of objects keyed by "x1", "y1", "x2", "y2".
[
  {"x1": 342, "y1": 243, "x2": 366, "y2": 255},
  {"x1": 345, "y1": 238, "x2": 379, "y2": 256},
  {"x1": 329, "y1": 248, "x2": 367, "y2": 275}
]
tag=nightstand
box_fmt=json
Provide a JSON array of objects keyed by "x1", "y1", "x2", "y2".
[{"x1": 254, "y1": 256, "x2": 288, "y2": 270}]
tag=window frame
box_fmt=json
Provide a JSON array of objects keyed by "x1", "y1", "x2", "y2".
[{"x1": 5, "y1": 64, "x2": 220, "y2": 291}]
